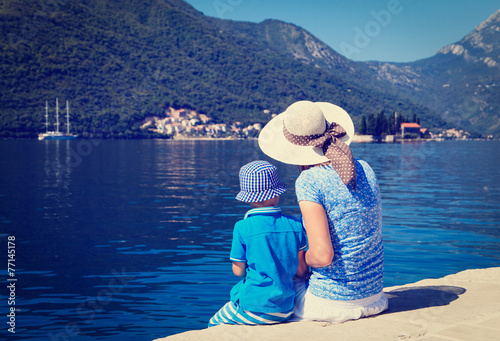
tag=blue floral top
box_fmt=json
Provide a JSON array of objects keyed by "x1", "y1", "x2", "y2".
[{"x1": 295, "y1": 159, "x2": 384, "y2": 300}]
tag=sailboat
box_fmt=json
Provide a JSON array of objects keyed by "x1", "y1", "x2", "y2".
[{"x1": 38, "y1": 99, "x2": 79, "y2": 140}]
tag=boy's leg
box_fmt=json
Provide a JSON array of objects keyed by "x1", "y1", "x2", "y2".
[
  {"x1": 208, "y1": 301, "x2": 293, "y2": 327},
  {"x1": 209, "y1": 302, "x2": 236, "y2": 327}
]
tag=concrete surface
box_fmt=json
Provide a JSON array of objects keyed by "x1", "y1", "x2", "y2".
[{"x1": 154, "y1": 267, "x2": 500, "y2": 341}]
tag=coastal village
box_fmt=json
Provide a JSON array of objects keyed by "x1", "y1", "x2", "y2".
[
  {"x1": 140, "y1": 107, "x2": 262, "y2": 139},
  {"x1": 140, "y1": 107, "x2": 476, "y2": 141}
]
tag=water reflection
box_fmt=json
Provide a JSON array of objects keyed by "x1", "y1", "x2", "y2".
[
  {"x1": 150, "y1": 140, "x2": 263, "y2": 229},
  {"x1": 42, "y1": 140, "x2": 73, "y2": 221}
]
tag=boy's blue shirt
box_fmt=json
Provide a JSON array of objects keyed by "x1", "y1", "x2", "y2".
[{"x1": 230, "y1": 206, "x2": 307, "y2": 313}]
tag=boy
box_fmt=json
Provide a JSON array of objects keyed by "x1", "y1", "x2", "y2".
[{"x1": 209, "y1": 160, "x2": 308, "y2": 327}]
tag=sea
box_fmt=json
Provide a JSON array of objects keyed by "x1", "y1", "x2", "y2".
[{"x1": 1, "y1": 139, "x2": 499, "y2": 340}]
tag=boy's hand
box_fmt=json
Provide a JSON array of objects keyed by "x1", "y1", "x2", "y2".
[{"x1": 294, "y1": 250, "x2": 309, "y2": 279}]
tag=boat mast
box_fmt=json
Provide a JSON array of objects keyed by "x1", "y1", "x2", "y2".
[
  {"x1": 45, "y1": 101, "x2": 49, "y2": 133},
  {"x1": 66, "y1": 100, "x2": 70, "y2": 134},
  {"x1": 55, "y1": 98, "x2": 60, "y2": 133}
]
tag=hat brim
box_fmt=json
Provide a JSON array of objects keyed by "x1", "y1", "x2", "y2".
[
  {"x1": 258, "y1": 102, "x2": 355, "y2": 166},
  {"x1": 235, "y1": 184, "x2": 287, "y2": 203}
]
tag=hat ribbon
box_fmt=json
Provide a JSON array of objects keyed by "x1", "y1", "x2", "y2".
[{"x1": 283, "y1": 121, "x2": 356, "y2": 189}]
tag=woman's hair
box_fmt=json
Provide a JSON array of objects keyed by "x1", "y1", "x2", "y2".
[{"x1": 298, "y1": 161, "x2": 331, "y2": 173}]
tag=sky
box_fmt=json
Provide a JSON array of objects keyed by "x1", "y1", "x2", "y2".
[{"x1": 183, "y1": 0, "x2": 499, "y2": 63}]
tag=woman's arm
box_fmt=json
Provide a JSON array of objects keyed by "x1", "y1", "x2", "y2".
[
  {"x1": 299, "y1": 200, "x2": 334, "y2": 268},
  {"x1": 232, "y1": 261, "x2": 246, "y2": 277}
]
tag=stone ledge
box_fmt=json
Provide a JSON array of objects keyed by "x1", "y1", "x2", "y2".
[{"x1": 154, "y1": 267, "x2": 500, "y2": 341}]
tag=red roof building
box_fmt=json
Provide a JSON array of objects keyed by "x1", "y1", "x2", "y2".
[
  {"x1": 401, "y1": 123, "x2": 422, "y2": 137},
  {"x1": 401, "y1": 123, "x2": 421, "y2": 128}
]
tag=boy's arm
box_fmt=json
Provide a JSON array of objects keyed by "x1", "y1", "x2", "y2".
[
  {"x1": 232, "y1": 261, "x2": 246, "y2": 277},
  {"x1": 295, "y1": 250, "x2": 309, "y2": 279}
]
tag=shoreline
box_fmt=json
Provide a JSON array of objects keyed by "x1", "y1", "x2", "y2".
[
  {"x1": 162, "y1": 135, "x2": 492, "y2": 142},
  {"x1": 154, "y1": 267, "x2": 500, "y2": 341},
  {"x1": 3, "y1": 134, "x2": 497, "y2": 141}
]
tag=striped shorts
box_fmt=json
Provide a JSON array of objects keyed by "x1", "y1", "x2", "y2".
[{"x1": 208, "y1": 301, "x2": 293, "y2": 327}]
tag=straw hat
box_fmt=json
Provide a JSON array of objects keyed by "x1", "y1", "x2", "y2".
[{"x1": 258, "y1": 101, "x2": 354, "y2": 166}]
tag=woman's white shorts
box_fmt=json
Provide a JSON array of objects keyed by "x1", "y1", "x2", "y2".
[{"x1": 292, "y1": 279, "x2": 389, "y2": 323}]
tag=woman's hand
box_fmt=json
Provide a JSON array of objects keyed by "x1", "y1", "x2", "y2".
[{"x1": 299, "y1": 200, "x2": 334, "y2": 268}]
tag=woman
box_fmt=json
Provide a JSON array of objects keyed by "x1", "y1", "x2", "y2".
[{"x1": 258, "y1": 100, "x2": 388, "y2": 322}]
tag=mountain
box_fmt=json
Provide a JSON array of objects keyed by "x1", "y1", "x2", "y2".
[
  {"x1": 365, "y1": 10, "x2": 500, "y2": 136},
  {"x1": 0, "y1": 0, "x2": 496, "y2": 138},
  {"x1": 0, "y1": 0, "x2": 439, "y2": 138},
  {"x1": 254, "y1": 9, "x2": 500, "y2": 136}
]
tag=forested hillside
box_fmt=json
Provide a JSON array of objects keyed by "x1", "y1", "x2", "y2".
[{"x1": 0, "y1": 0, "x2": 447, "y2": 138}]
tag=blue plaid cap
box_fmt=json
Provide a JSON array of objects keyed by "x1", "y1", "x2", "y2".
[{"x1": 236, "y1": 160, "x2": 287, "y2": 203}]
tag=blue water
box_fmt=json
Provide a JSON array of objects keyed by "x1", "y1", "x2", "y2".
[{"x1": 0, "y1": 139, "x2": 499, "y2": 340}]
